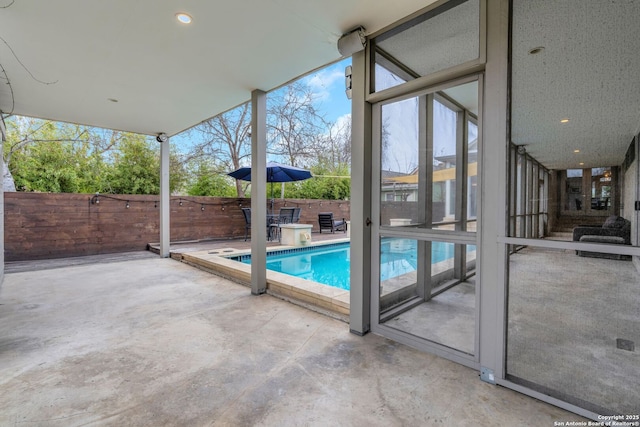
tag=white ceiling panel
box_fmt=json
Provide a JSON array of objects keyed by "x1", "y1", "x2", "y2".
[{"x1": 0, "y1": 0, "x2": 436, "y2": 137}]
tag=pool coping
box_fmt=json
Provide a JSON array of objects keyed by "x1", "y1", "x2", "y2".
[
  {"x1": 174, "y1": 238, "x2": 476, "y2": 324},
  {"x1": 175, "y1": 238, "x2": 351, "y2": 322}
]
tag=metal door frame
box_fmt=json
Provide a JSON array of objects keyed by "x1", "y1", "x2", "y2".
[{"x1": 369, "y1": 74, "x2": 482, "y2": 369}]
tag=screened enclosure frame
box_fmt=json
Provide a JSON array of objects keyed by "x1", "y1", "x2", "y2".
[
  {"x1": 369, "y1": 72, "x2": 483, "y2": 368},
  {"x1": 349, "y1": 0, "x2": 640, "y2": 419}
]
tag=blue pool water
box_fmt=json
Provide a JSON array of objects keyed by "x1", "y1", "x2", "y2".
[{"x1": 236, "y1": 239, "x2": 474, "y2": 291}]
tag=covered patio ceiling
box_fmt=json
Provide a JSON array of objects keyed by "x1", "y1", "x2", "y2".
[{"x1": 0, "y1": 0, "x2": 435, "y2": 138}]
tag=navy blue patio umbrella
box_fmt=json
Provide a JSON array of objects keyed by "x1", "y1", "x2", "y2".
[{"x1": 227, "y1": 162, "x2": 312, "y2": 204}]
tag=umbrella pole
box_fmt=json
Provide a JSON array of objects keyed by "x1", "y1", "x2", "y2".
[{"x1": 270, "y1": 182, "x2": 274, "y2": 214}]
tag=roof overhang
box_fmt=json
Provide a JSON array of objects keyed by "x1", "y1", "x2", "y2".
[{"x1": 0, "y1": 0, "x2": 436, "y2": 137}]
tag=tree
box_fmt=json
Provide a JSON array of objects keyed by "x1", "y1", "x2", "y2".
[
  {"x1": 186, "y1": 158, "x2": 236, "y2": 197},
  {"x1": 4, "y1": 116, "x2": 186, "y2": 195},
  {"x1": 312, "y1": 115, "x2": 351, "y2": 169},
  {"x1": 267, "y1": 82, "x2": 326, "y2": 167},
  {"x1": 104, "y1": 135, "x2": 186, "y2": 195},
  {"x1": 104, "y1": 135, "x2": 158, "y2": 194},
  {"x1": 181, "y1": 76, "x2": 349, "y2": 198},
  {"x1": 282, "y1": 161, "x2": 350, "y2": 200},
  {"x1": 168, "y1": 145, "x2": 189, "y2": 195},
  {"x1": 4, "y1": 117, "x2": 111, "y2": 192},
  {"x1": 189, "y1": 103, "x2": 252, "y2": 197}
]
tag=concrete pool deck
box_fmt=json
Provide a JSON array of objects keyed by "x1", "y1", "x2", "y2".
[
  {"x1": 171, "y1": 238, "x2": 351, "y2": 321},
  {"x1": 148, "y1": 235, "x2": 480, "y2": 321},
  {"x1": 153, "y1": 236, "x2": 477, "y2": 322},
  {"x1": 0, "y1": 253, "x2": 585, "y2": 425}
]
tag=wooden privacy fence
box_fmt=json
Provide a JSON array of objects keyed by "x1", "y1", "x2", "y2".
[{"x1": 4, "y1": 193, "x2": 350, "y2": 261}]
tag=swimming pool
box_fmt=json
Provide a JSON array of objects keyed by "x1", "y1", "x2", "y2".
[{"x1": 233, "y1": 239, "x2": 474, "y2": 291}]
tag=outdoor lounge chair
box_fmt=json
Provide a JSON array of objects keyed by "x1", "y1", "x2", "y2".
[
  {"x1": 572, "y1": 215, "x2": 631, "y2": 259},
  {"x1": 318, "y1": 212, "x2": 347, "y2": 234}
]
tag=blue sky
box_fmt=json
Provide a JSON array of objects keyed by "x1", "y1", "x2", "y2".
[
  {"x1": 299, "y1": 57, "x2": 352, "y2": 124},
  {"x1": 171, "y1": 57, "x2": 352, "y2": 153}
]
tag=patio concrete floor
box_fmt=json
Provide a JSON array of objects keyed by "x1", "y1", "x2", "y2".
[{"x1": 0, "y1": 252, "x2": 586, "y2": 426}]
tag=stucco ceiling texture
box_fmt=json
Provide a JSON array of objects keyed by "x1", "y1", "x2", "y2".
[
  {"x1": 511, "y1": 0, "x2": 640, "y2": 170},
  {"x1": 0, "y1": 0, "x2": 435, "y2": 137}
]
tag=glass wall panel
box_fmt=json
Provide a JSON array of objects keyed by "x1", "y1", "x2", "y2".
[
  {"x1": 510, "y1": 1, "x2": 638, "y2": 244},
  {"x1": 374, "y1": 63, "x2": 408, "y2": 93},
  {"x1": 434, "y1": 99, "x2": 458, "y2": 228},
  {"x1": 508, "y1": 247, "x2": 639, "y2": 414},
  {"x1": 378, "y1": 236, "x2": 419, "y2": 311},
  {"x1": 374, "y1": 77, "x2": 478, "y2": 359},
  {"x1": 378, "y1": 81, "x2": 478, "y2": 232},
  {"x1": 372, "y1": 0, "x2": 480, "y2": 93},
  {"x1": 509, "y1": 0, "x2": 640, "y2": 415},
  {"x1": 379, "y1": 96, "x2": 420, "y2": 225},
  {"x1": 379, "y1": 236, "x2": 476, "y2": 355},
  {"x1": 508, "y1": 149, "x2": 551, "y2": 240},
  {"x1": 467, "y1": 120, "x2": 478, "y2": 232}
]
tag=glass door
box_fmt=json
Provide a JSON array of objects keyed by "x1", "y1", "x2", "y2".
[
  {"x1": 560, "y1": 167, "x2": 616, "y2": 216},
  {"x1": 371, "y1": 78, "x2": 480, "y2": 364}
]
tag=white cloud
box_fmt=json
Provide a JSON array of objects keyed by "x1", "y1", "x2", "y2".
[
  {"x1": 304, "y1": 67, "x2": 344, "y2": 102},
  {"x1": 332, "y1": 113, "x2": 351, "y2": 131}
]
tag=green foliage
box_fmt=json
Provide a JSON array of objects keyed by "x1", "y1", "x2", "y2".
[
  {"x1": 282, "y1": 162, "x2": 350, "y2": 200},
  {"x1": 4, "y1": 117, "x2": 186, "y2": 195},
  {"x1": 186, "y1": 159, "x2": 236, "y2": 197},
  {"x1": 6, "y1": 119, "x2": 106, "y2": 192},
  {"x1": 104, "y1": 135, "x2": 159, "y2": 194},
  {"x1": 11, "y1": 142, "x2": 80, "y2": 192},
  {"x1": 4, "y1": 68, "x2": 351, "y2": 198}
]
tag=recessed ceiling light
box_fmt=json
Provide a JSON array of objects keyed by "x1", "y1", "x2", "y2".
[
  {"x1": 579, "y1": 162, "x2": 584, "y2": 166},
  {"x1": 574, "y1": 149, "x2": 580, "y2": 153},
  {"x1": 528, "y1": 46, "x2": 545, "y2": 55},
  {"x1": 560, "y1": 118, "x2": 570, "y2": 123},
  {"x1": 176, "y1": 13, "x2": 192, "y2": 24}
]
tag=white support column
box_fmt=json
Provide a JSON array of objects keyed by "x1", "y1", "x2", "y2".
[
  {"x1": 479, "y1": 0, "x2": 510, "y2": 380},
  {"x1": 159, "y1": 135, "x2": 170, "y2": 258},
  {"x1": 349, "y1": 49, "x2": 372, "y2": 335},
  {"x1": 251, "y1": 89, "x2": 267, "y2": 295}
]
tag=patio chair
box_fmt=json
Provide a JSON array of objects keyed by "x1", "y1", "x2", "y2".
[
  {"x1": 292, "y1": 207, "x2": 301, "y2": 223},
  {"x1": 269, "y1": 207, "x2": 296, "y2": 241},
  {"x1": 241, "y1": 208, "x2": 251, "y2": 241},
  {"x1": 318, "y1": 212, "x2": 347, "y2": 234}
]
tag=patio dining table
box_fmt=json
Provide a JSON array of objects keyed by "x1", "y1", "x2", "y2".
[{"x1": 267, "y1": 209, "x2": 298, "y2": 241}]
